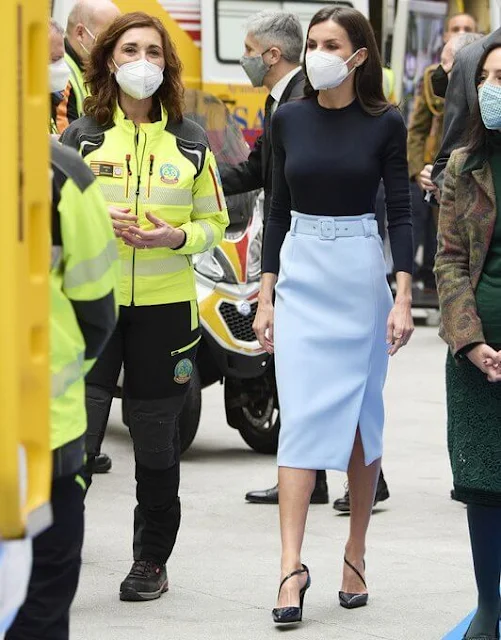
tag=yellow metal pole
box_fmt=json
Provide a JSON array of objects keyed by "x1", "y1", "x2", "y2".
[{"x1": 0, "y1": 0, "x2": 51, "y2": 539}]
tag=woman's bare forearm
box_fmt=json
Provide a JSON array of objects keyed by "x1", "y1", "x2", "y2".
[{"x1": 259, "y1": 272, "x2": 278, "y2": 304}]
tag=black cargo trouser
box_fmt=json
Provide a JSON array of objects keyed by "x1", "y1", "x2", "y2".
[
  {"x1": 83, "y1": 302, "x2": 199, "y2": 565},
  {"x1": 6, "y1": 472, "x2": 85, "y2": 640}
]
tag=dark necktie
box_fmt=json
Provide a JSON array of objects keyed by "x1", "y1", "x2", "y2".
[{"x1": 264, "y1": 94, "x2": 275, "y2": 142}]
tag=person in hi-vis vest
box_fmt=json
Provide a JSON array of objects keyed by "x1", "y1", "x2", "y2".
[
  {"x1": 5, "y1": 137, "x2": 119, "y2": 640},
  {"x1": 56, "y1": 0, "x2": 120, "y2": 133}
]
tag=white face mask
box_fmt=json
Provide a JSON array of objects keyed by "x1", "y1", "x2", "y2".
[
  {"x1": 113, "y1": 59, "x2": 164, "y2": 100},
  {"x1": 49, "y1": 58, "x2": 71, "y2": 93},
  {"x1": 306, "y1": 49, "x2": 362, "y2": 90}
]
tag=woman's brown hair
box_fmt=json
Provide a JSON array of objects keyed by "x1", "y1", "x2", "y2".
[
  {"x1": 303, "y1": 7, "x2": 390, "y2": 116},
  {"x1": 83, "y1": 12, "x2": 184, "y2": 125}
]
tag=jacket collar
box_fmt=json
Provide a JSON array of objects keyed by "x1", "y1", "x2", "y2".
[
  {"x1": 460, "y1": 149, "x2": 496, "y2": 211},
  {"x1": 64, "y1": 38, "x2": 84, "y2": 71},
  {"x1": 114, "y1": 101, "x2": 168, "y2": 139}
]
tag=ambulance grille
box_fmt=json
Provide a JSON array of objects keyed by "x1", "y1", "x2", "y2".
[{"x1": 219, "y1": 302, "x2": 258, "y2": 343}]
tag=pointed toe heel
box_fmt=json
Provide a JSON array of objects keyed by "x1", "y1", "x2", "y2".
[
  {"x1": 272, "y1": 564, "x2": 311, "y2": 625},
  {"x1": 338, "y1": 590, "x2": 369, "y2": 609},
  {"x1": 339, "y1": 556, "x2": 368, "y2": 610}
]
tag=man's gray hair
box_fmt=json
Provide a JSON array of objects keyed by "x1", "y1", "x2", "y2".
[
  {"x1": 450, "y1": 32, "x2": 483, "y2": 58},
  {"x1": 49, "y1": 18, "x2": 65, "y2": 36},
  {"x1": 246, "y1": 11, "x2": 303, "y2": 63}
]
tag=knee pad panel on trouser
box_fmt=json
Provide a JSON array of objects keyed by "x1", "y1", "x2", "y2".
[
  {"x1": 85, "y1": 385, "x2": 114, "y2": 457},
  {"x1": 125, "y1": 397, "x2": 185, "y2": 470}
]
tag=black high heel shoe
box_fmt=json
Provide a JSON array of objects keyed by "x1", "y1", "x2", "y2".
[
  {"x1": 462, "y1": 618, "x2": 500, "y2": 640},
  {"x1": 272, "y1": 564, "x2": 311, "y2": 624},
  {"x1": 339, "y1": 556, "x2": 368, "y2": 609}
]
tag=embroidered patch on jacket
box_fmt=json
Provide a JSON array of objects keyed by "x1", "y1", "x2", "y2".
[
  {"x1": 160, "y1": 163, "x2": 180, "y2": 184},
  {"x1": 174, "y1": 358, "x2": 193, "y2": 384},
  {"x1": 90, "y1": 162, "x2": 124, "y2": 178}
]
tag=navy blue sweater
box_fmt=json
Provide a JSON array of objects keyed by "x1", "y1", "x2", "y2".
[{"x1": 262, "y1": 97, "x2": 413, "y2": 275}]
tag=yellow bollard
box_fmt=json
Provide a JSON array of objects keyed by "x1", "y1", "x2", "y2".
[{"x1": 0, "y1": 0, "x2": 51, "y2": 540}]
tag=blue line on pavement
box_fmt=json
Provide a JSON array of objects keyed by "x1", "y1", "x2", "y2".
[
  {"x1": 443, "y1": 612, "x2": 501, "y2": 639},
  {"x1": 442, "y1": 612, "x2": 474, "y2": 639}
]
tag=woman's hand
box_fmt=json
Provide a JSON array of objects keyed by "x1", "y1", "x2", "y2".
[
  {"x1": 466, "y1": 344, "x2": 501, "y2": 382},
  {"x1": 121, "y1": 211, "x2": 186, "y2": 250},
  {"x1": 386, "y1": 300, "x2": 414, "y2": 356},
  {"x1": 418, "y1": 164, "x2": 441, "y2": 201},
  {"x1": 109, "y1": 206, "x2": 138, "y2": 238},
  {"x1": 253, "y1": 299, "x2": 275, "y2": 354}
]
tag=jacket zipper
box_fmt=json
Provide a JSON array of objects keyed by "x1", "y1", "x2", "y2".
[{"x1": 131, "y1": 127, "x2": 147, "y2": 305}]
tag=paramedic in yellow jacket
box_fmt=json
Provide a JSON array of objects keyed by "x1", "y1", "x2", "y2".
[
  {"x1": 61, "y1": 12, "x2": 229, "y2": 603},
  {"x1": 6, "y1": 139, "x2": 119, "y2": 640}
]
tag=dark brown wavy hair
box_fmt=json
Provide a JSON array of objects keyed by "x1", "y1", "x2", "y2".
[
  {"x1": 303, "y1": 7, "x2": 389, "y2": 116},
  {"x1": 465, "y1": 41, "x2": 501, "y2": 156},
  {"x1": 83, "y1": 12, "x2": 184, "y2": 125}
]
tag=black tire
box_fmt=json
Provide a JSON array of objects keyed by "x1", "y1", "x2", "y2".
[
  {"x1": 178, "y1": 366, "x2": 202, "y2": 454},
  {"x1": 225, "y1": 374, "x2": 280, "y2": 454}
]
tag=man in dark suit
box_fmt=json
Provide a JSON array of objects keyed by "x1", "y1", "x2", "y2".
[
  {"x1": 432, "y1": 27, "x2": 501, "y2": 189},
  {"x1": 220, "y1": 11, "x2": 329, "y2": 506}
]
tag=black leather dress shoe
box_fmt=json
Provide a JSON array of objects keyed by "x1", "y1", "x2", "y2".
[
  {"x1": 92, "y1": 453, "x2": 112, "y2": 474},
  {"x1": 246, "y1": 477, "x2": 329, "y2": 505},
  {"x1": 333, "y1": 472, "x2": 390, "y2": 513}
]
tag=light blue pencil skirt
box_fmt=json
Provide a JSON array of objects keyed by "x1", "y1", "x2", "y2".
[{"x1": 274, "y1": 212, "x2": 393, "y2": 472}]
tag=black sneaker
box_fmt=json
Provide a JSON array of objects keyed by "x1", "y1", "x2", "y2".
[
  {"x1": 333, "y1": 474, "x2": 390, "y2": 513},
  {"x1": 92, "y1": 453, "x2": 112, "y2": 474},
  {"x1": 119, "y1": 561, "x2": 168, "y2": 601}
]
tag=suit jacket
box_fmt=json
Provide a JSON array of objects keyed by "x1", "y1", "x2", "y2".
[
  {"x1": 219, "y1": 69, "x2": 305, "y2": 221},
  {"x1": 435, "y1": 147, "x2": 497, "y2": 356},
  {"x1": 407, "y1": 64, "x2": 444, "y2": 179},
  {"x1": 432, "y1": 29, "x2": 501, "y2": 190}
]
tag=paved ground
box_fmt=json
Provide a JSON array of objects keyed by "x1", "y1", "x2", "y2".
[{"x1": 71, "y1": 323, "x2": 478, "y2": 640}]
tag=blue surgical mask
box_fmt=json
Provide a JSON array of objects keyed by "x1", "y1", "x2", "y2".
[{"x1": 479, "y1": 82, "x2": 501, "y2": 130}]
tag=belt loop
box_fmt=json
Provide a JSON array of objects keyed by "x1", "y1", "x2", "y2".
[
  {"x1": 290, "y1": 216, "x2": 298, "y2": 236},
  {"x1": 362, "y1": 218, "x2": 371, "y2": 238}
]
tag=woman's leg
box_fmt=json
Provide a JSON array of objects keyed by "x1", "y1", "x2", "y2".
[
  {"x1": 276, "y1": 467, "x2": 316, "y2": 607},
  {"x1": 342, "y1": 429, "x2": 381, "y2": 593},
  {"x1": 120, "y1": 302, "x2": 199, "y2": 600},
  {"x1": 465, "y1": 504, "x2": 501, "y2": 638}
]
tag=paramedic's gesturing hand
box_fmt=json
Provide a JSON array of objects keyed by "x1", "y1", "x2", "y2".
[
  {"x1": 109, "y1": 206, "x2": 137, "y2": 238},
  {"x1": 121, "y1": 211, "x2": 186, "y2": 249},
  {"x1": 254, "y1": 273, "x2": 277, "y2": 354}
]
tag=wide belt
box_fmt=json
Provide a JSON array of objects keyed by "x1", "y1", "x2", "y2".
[{"x1": 290, "y1": 213, "x2": 377, "y2": 240}]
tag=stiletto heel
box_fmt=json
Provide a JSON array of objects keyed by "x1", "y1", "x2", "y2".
[
  {"x1": 272, "y1": 564, "x2": 311, "y2": 624},
  {"x1": 339, "y1": 556, "x2": 368, "y2": 609}
]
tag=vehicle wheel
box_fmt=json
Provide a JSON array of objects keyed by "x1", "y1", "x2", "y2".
[
  {"x1": 178, "y1": 366, "x2": 202, "y2": 454},
  {"x1": 225, "y1": 374, "x2": 280, "y2": 454}
]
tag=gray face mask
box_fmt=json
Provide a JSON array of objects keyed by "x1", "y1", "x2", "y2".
[{"x1": 240, "y1": 49, "x2": 271, "y2": 87}]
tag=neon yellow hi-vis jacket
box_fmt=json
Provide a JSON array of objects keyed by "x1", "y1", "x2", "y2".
[
  {"x1": 383, "y1": 67, "x2": 396, "y2": 105},
  {"x1": 61, "y1": 105, "x2": 229, "y2": 307},
  {"x1": 50, "y1": 140, "x2": 119, "y2": 463}
]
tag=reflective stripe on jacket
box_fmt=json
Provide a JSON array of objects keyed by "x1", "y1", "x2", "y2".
[{"x1": 60, "y1": 105, "x2": 229, "y2": 306}]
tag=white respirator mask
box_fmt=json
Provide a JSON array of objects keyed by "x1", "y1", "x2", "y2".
[
  {"x1": 113, "y1": 59, "x2": 164, "y2": 100},
  {"x1": 49, "y1": 58, "x2": 71, "y2": 93},
  {"x1": 306, "y1": 49, "x2": 362, "y2": 90}
]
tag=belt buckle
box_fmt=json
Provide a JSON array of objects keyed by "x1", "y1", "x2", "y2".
[{"x1": 320, "y1": 219, "x2": 336, "y2": 240}]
